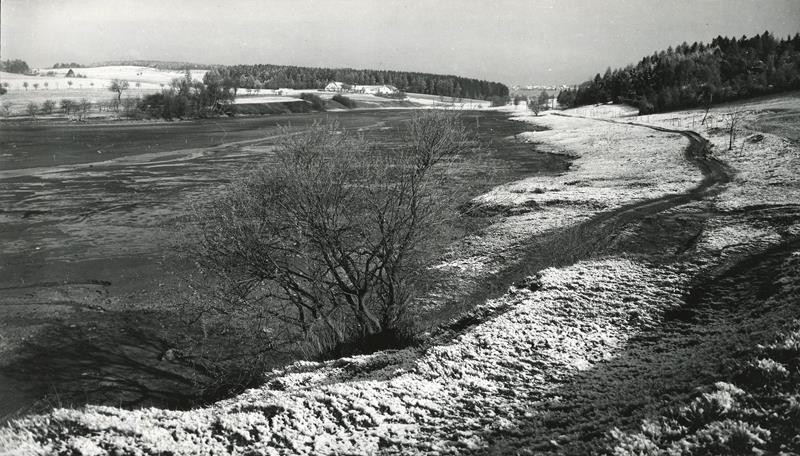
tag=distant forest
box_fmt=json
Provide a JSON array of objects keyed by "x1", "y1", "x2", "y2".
[
  {"x1": 90, "y1": 60, "x2": 214, "y2": 70},
  {"x1": 558, "y1": 31, "x2": 800, "y2": 114},
  {"x1": 222, "y1": 64, "x2": 509, "y2": 100},
  {"x1": 52, "y1": 62, "x2": 85, "y2": 69}
]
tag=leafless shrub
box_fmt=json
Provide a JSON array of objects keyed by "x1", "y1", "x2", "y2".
[{"x1": 190, "y1": 111, "x2": 474, "y2": 361}]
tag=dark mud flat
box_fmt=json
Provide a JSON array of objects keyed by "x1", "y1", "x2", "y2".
[{"x1": 0, "y1": 110, "x2": 569, "y2": 420}]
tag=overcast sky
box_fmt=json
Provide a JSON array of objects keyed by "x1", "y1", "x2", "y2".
[{"x1": 2, "y1": 0, "x2": 799, "y2": 85}]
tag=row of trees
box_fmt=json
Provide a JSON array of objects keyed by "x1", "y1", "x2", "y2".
[
  {"x1": 52, "y1": 62, "x2": 85, "y2": 69},
  {"x1": 5, "y1": 96, "x2": 141, "y2": 120},
  {"x1": 221, "y1": 64, "x2": 509, "y2": 100},
  {"x1": 90, "y1": 60, "x2": 212, "y2": 70},
  {"x1": 558, "y1": 31, "x2": 800, "y2": 114}
]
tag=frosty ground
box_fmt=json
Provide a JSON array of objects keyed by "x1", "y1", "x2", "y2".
[{"x1": 1, "y1": 94, "x2": 799, "y2": 455}]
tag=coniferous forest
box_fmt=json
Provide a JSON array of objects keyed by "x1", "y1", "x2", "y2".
[
  {"x1": 221, "y1": 64, "x2": 509, "y2": 100},
  {"x1": 557, "y1": 31, "x2": 800, "y2": 114}
]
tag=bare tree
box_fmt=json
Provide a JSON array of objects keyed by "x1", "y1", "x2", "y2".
[
  {"x1": 2, "y1": 102, "x2": 12, "y2": 118},
  {"x1": 699, "y1": 85, "x2": 714, "y2": 125},
  {"x1": 78, "y1": 98, "x2": 91, "y2": 120},
  {"x1": 726, "y1": 106, "x2": 742, "y2": 150},
  {"x1": 194, "y1": 111, "x2": 473, "y2": 352},
  {"x1": 60, "y1": 99, "x2": 74, "y2": 115},
  {"x1": 109, "y1": 79, "x2": 129, "y2": 103},
  {"x1": 42, "y1": 100, "x2": 56, "y2": 114},
  {"x1": 26, "y1": 102, "x2": 38, "y2": 119},
  {"x1": 43, "y1": 82, "x2": 49, "y2": 90}
]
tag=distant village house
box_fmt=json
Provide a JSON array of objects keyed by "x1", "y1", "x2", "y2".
[
  {"x1": 324, "y1": 81, "x2": 398, "y2": 95},
  {"x1": 355, "y1": 84, "x2": 399, "y2": 95},
  {"x1": 324, "y1": 81, "x2": 348, "y2": 92}
]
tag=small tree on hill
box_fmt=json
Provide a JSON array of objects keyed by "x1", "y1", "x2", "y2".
[
  {"x1": 26, "y1": 102, "x2": 38, "y2": 119},
  {"x1": 67, "y1": 80, "x2": 73, "y2": 88},
  {"x1": 22, "y1": 82, "x2": 28, "y2": 91},
  {"x1": 529, "y1": 97, "x2": 541, "y2": 115},
  {"x1": 109, "y1": 79, "x2": 130, "y2": 103},
  {"x1": 60, "y1": 99, "x2": 74, "y2": 115},
  {"x1": 78, "y1": 98, "x2": 91, "y2": 120},
  {"x1": 699, "y1": 85, "x2": 714, "y2": 125},
  {"x1": 42, "y1": 99, "x2": 56, "y2": 114},
  {"x1": 2, "y1": 102, "x2": 12, "y2": 118},
  {"x1": 726, "y1": 106, "x2": 742, "y2": 150}
]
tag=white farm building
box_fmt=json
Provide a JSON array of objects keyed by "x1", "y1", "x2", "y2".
[
  {"x1": 324, "y1": 81, "x2": 349, "y2": 92},
  {"x1": 354, "y1": 84, "x2": 398, "y2": 95},
  {"x1": 324, "y1": 81, "x2": 399, "y2": 95}
]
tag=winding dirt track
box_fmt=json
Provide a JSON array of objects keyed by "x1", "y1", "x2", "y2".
[{"x1": 433, "y1": 114, "x2": 736, "y2": 332}]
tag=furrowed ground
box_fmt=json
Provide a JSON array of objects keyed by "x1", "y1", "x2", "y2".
[{"x1": 1, "y1": 94, "x2": 799, "y2": 455}]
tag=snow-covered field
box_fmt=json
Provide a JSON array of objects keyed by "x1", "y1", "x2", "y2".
[
  {"x1": 0, "y1": 67, "x2": 207, "y2": 115},
  {"x1": 3, "y1": 95, "x2": 799, "y2": 454},
  {"x1": 1, "y1": 66, "x2": 207, "y2": 92}
]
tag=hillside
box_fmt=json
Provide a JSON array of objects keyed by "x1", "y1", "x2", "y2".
[
  {"x1": 0, "y1": 65, "x2": 490, "y2": 119},
  {"x1": 2, "y1": 93, "x2": 798, "y2": 454},
  {"x1": 559, "y1": 32, "x2": 800, "y2": 114}
]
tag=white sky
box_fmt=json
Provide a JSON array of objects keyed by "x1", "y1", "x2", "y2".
[{"x1": 2, "y1": 0, "x2": 799, "y2": 85}]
